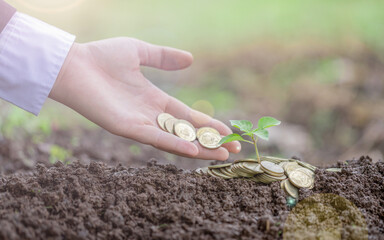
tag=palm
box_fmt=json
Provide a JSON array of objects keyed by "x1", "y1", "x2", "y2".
[{"x1": 51, "y1": 38, "x2": 240, "y2": 160}]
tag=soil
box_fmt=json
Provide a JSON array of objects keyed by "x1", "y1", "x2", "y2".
[{"x1": 0, "y1": 153, "x2": 383, "y2": 239}]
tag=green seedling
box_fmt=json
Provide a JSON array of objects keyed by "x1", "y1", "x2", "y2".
[
  {"x1": 219, "y1": 117, "x2": 281, "y2": 164},
  {"x1": 49, "y1": 145, "x2": 72, "y2": 164}
]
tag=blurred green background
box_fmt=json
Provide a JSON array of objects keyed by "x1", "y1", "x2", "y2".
[{"x1": 1, "y1": 0, "x2": 384, "y2": 170}]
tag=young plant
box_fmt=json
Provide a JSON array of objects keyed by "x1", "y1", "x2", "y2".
[{"x1": 219, "y1": 117, "x2": 281, "y2": 164}]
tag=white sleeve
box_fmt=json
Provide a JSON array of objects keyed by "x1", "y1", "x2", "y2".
[{"x1": 0, "y1": 12, "x2": 75, "y2": 115}]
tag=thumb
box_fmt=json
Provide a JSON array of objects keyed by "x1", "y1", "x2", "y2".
[{"x1": 136, "y1": 40, "x2": 193, "y2": 70}]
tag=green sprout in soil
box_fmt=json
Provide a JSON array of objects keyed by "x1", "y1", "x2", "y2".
[
  {"x1": 219, "y1": 117, "x2": 281, "y2": 164},
  {"x1": 49, "y1": 145, "x2": 72, "y2": 164}
]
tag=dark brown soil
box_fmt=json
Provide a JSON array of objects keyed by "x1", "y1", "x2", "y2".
[{"x1": 0, "y1": 156, "x2": 383, "y2": 240}]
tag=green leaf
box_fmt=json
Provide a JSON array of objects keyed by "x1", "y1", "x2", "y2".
[
  {"x1": 230, "y1": 120, "x2": 253, "y2": 132},
  {"x1": 257, "y1": 117, "x2": 281, "y2": 129},
  {"x1": 253, "y1": 129, "x2": 269, "y2": 140},
  {"x1": 218, "y1": 133, "x2": 246, "y2": 145}
]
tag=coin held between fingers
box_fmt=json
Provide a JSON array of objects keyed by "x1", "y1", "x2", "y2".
[{"x1": 174, "y1": 120, "x2": 196, "y2": 142}]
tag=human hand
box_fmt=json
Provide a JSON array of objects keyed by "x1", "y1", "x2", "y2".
[{"x1": 49, "y1": 38, "x2": 241, "y2": 160}]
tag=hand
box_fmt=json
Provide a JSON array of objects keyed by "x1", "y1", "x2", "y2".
[{"x1": 49, "y1": 38, "x2": 241, "y2": 160}]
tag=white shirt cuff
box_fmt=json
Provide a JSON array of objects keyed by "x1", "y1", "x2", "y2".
[{"x1": 0, "y1": 12, "x2": 75, "y2": 115}]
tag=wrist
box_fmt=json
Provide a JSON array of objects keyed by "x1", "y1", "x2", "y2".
[{"x1": 49, "y1": 42, "x2": 81, "y2": 103}]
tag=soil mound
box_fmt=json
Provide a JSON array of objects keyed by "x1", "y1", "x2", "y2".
[{"x1": 0, "y1": 156, "x2": 383, "y2": 239}]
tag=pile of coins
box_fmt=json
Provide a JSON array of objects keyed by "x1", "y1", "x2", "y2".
[
  {"x1": 195, "y1": 156, "x2": 317, "y2": 199},
  {"x1": 157, "y1": 113, "x2": 222, "y2": 149}
]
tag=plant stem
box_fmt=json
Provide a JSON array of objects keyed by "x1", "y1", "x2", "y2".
[
  {"x1": 251, "y1": 135, "x2": 260, "y2": 164},
  {"x1": 243, "y1": 140, "x2": 254, "y2": 144}
]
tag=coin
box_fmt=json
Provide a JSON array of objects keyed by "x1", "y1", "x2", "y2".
[
  {"x1": 280, "y1": 179, "x2": 285, "y2": 189},
  {"x1": 219, "y1": 168, "x2": 232, "y2": 177},
  {"x1": 234, "y1": 158, "x2": 259, "y2": 164},
  {"x1": 196, "y1": 127, "x2": 220, "y2": 139},
  {"x1": 283, "y1": 162, "x2": 300, "y2": 175},
  {"x1": 208, "y1": 163, "x2": 232, "y2": 169},
  {"x1": 284, "y1": 179, "x2": 299, "y2": 199},
  {"x1": 198, "y1": 132, "x2": 222, "y2": 149},
  {"x1": 210, "y1": 168, "x2": 232, "y2": 179},
  {"x1": 250, "y1": 174, "x2": 264, "y2": 183},
  {"x1": 260, "y1": 161, "x2": 285, "y2": 177},
  {"x1": 260, "y1": 156, "x2": 291, "y2": 164},
  {"x1": 157, "y1": 113, "x2": 174, "y2": 131},
  {"x1": 279, "y1": 162, "x2": 288, "y2": 168},
  {"x1": 230, "y1": 164, "x2": 241, "y2": 175},
  {"x1": 253, "y1": 173, "x2": 282, "y2": 183},
  {"x1": 231, "y1": 164, "x2": 254, "y2": 177},
  {"x1": 220, "y1": 167, "x2": 238, "y2": 178},
  {"x1": 298, "y1": 167, "x2": 315, "y2": 177},
  {"x1": 174, "y1": 120, "x2": 196, "y2": 142},
  {"x1": 301, "y1": 168, "x2": 315, "y2": 190},
  {"x1": 256, "y1": 176, "x2": 275, "y2": 184},
  {"x1": 164, "y1": 118, "x2": 178, "y2": 133},
  {"x1": 238, "y1": 163, "x2": 256, "y2": 174},
  {"x1": 297, "y1": 160, "x2": 317, "y2": 171},
  {"x1": 242, "y1": 162, "x2": 264, "y2": 174},
  {"x1": 263, "y1": 173, "x2": 287, "y2": 181},
  {"x1": 226, "y1": 166, "x2": 239, "y2": 177},
  {"x1": 176, "y1": 119, "x2": 194, "y2": 129},
  {"x1": 288, "y1": 168, "x2": 313, "y2": 188},
  {"x1": 207, "y1": 168, "x2": 219, "y2": 178}
]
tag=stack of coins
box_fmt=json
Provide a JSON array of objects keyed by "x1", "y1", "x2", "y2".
[
  {"x1": 157, "y1": 113, "x2": 222, "y2": 149},
  {"x1": 195, "y1": 156, "x2": 316, "y2": 200},
  {"x1": 252, "y1": 161, "x2": 287, "y2": 184}
]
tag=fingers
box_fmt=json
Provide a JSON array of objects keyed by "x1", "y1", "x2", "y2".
[
  {"x1": 194, "y1": 144, "x2": 229, "y2": 161},
  {"x1": 164, "y1": 96, "x2": 217, "y2": 128},
  {"x1": 135, "y1": 40, "x2": 193, "y2": 70},
  {"x1": 134, "y1": 125, "x2": 231, "y2": 161},
  {"x1": 164, "y1": 96, "x2": 242, "y2": 154},
  {"x1": 135, "y1": 126, "x2": 199, "y2": 157}
]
